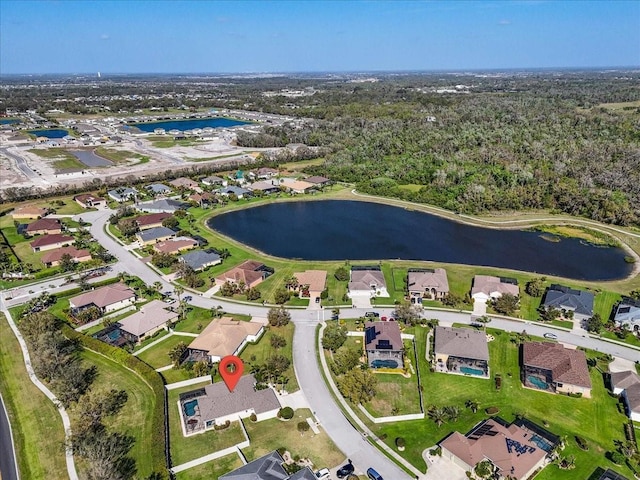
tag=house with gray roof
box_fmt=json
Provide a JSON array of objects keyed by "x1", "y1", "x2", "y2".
[
  {"x1": 609, "y1": 370, "x2": 640, "y2": 422},
  {"x1": 136, "y1": 226, "x2": 176, "y2": 245},
  {"x1": 220, "y1": 450, "x2": 316, "y2": 480},
  {"x1": 613, "y1": 297, "x2": 640, "y2": 332},
  {"x1": 117, "y1": 300, "x2": 178, "y2": 343},
  {"x1": 179, "y1": 250, "x2": 221, "y2": 271},
  {"x1": 434, "y1": 326, "x2": 490, "y2": 377},
  {"x1": 348, "y1": 266, "x2": 389, "y2": 298},
  {"x1": 248, "y1": 180, "x2": 281, "y2": 195},
  {"x1": 408, "y1": 268, "x2": 449, "y2": 303},
  {"x1": 217, "y1": 185, "x2": 252, "y2": 198},
  {"x1": 364, "y1": 320, "x2": 404, "y2": 369},
  {"x1": 541, "y1": 284, "x2": 594, "y2": 321},
  {"x1": 108, "y1": 187, "x2": 138, "y2": 202},
  {"x1": 135, "y1": 198, "x2": 189, "y2": 214},
  {"x1": 145, "y1": 183, "x2": 172, "y2": 196},
  {"x1": 179, "y1": 374, "x2": 281, "y2": 436},
  {"x1": 201, "y1": 175, "x2": 226, "y2": 186}
]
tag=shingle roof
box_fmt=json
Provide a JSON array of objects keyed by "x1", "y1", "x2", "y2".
[
  {"x1": 304, "y1": 175, "x2": 330, "y2": 184},
  {"x1": 613, "y1": 298, "x2": 640, "y2": 324},
  {"x1": 26, "y1": 218, "x2": 61, "y2": 233},
  {"x1": 471, "y1": 275, "x2": 519, "y2": 297},
  {"x1": 216, "y1": 260, "x2": 265, "y2": 286},
  {"x1": 12, "y1": 205, "x2": 49, "y2": 217},
  {"x1": 180, "y1": 250, "x2": 221, "y2": 270},
  {"x1": 41, "y1": 246, "x2": 90, "y2": 264},
  {"x1": 136, "y1": 198, "x2": 189, "y2": 213},
  {"x1": 542, "y1": 284, "x2": 594, "y2": 317},
  {"x1": 188, "y1": 317, "x2": 263, "y2": 357},
  {"x1": 364, "y1": 320, "x2": 403, "y2": 351},
  {"x1": 220, "y1": 451, "x2": 288, "y2": 480},
  {"x1": 69, "y1": 283, "x2": 135, "y2": 309},
  {"x1": 294, "y1": 270, "x2": 327, "y2": 292},
  {"x1": 153, "y1": 237, "x2": 197, "y2": 254},
  {"x1": 523, "y1": 342, "x2": 591, "y2": 389},
  {"x1": 135, "y1": 212, "x2": 173, "y2": 227},
  {"x1": 118, "y1": 300, "x2": 177, "y2": 338},
  {"x1": 349, "y1": 269, "x2": 387, "y2": 292},
  {"x1": 408, "y1": 268, "x2": 449, "y2": 293},
  {"x1": 146, "y1": 183, "x2": 172, "y2": 194},
  {"x1": 434, "y1": 326, "x2": 489, "y2": 361},
  {"x1": 30, "y1": 233, "x2": 73, "y2": 248},
  {"x1": 138, "y1": 226, "x2": 176, "y2": 243},
  {"x1": 610, "y1": 370, "x2": 640, "y2": 391}
]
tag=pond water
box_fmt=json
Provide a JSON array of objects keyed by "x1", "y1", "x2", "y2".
[
  {"x1": 0, "y1": 119, "x2": 19, "y2": 125},
  {"x1": 68, "y1": 150, "x2": 113, "y2": 167},
  {"x1": 28, "y1": 129, "x2": 68, "y2": 138},
  {"x1": 207, "y1": 200, "x2": 632, "y2": 281},
  {"x1": 129, "y1": 117, "x2": 250, "y2": 132}
]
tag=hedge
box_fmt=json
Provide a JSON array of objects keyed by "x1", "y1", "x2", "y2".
[{"x1": 61, "y1": 324, "x2": 168, "y2": 478}]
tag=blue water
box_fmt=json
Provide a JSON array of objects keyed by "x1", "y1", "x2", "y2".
[
  {"x1": 69, "y1": 150, "x2": 113, "y2": 167},
  {"x1": 530, "y1": 434, "x2": 553, "y2": 452},
  {"x1": 28, "y1": 129, "x2": 68, "y2": 138},
  {"x1": 460, "y1": 366, "x2": 484, "y2": 376},
  {"x1": 0, "y1": 119, "x2": 19, "y2": 125},
  {"x1": 371, "y1": 359, "x2": 399, "y2": 368},
  {"x1": 207, "y1": 200, "x2": 633, "y2": 281},
  {"x1": 107, "y1": 329, "x2": 122, "y2": 341},
  {"x1": 129, "y1": 117, "x2": 250, "y2": 133},
  {"x1": 527, "y1": 375, "x2": 550, "y2": 390},
  {"x1": 183, "y1": 400, "x2": 198, "y2": 416}
]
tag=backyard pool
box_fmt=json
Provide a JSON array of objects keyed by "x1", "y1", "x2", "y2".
[
  {"x1": 527, "y1": 375, "x2": 550, "y2": 390},
  {"x1": 371, "y1": 359, "x2": 399, "y2": 369},
  {"x1": 183, "y1": 399, "x2": 199, "y2": 417},
  {"x1": 460, "y1": 366, "x2": 485, "y2": 376},
  {"x1": 530, "y1": 434, "x2": 554, "y2": 452}
]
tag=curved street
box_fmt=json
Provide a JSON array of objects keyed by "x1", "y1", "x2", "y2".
[{"x1": 0, "y1": 393, "x2": 19, "y2": 480}]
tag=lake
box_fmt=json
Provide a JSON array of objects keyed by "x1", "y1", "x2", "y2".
[
  {"x1": 0, "y1": 119, "x2": 19, "y2": 125},
  {"x1": 28, "y1": 129, "x2": 68, "y2": 138},
  {"x1": 69, "y1": 150, "x2": 113, "y2": 167},
  {"x1": 128, "y1": 117, "x2": 250, "y2": 133},
  {"x1": 207, "y1": 200, "x2": 632, "y2": 281}
]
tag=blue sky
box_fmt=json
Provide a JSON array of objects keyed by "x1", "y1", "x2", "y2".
[{"x1": 1, "y1": 0, "x2": 639, "y2": 74}]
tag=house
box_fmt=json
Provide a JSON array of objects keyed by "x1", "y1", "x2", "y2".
[
  {"x1": 41, "y1": 246, "x2": 91, "y2": 268},
  {"x1": 279, "y1": 178, "x2": 315, "y2": 194},
  {"x1": 612, "y1": 297, "x2": 640, "y2": 332},
  {"x1": 108, "y1": 187, "x2": 138, "y2": 202},
  {"x1": 117, "y1": 300, "x2": 178, "y2": 343},
  {"x1": 135, "y1": 212, "x2": 173, "y2": 230},
  {"x1": 594, "y1": 469, "x2": 631, "y2": 480},
  {"x1": 135, "y1": 198, "x2": 189, "y2": 214},
  {"x1": 408, "y1": 268, "x2": 449, "y2": 303},
  {"x1": 26, "y1": 218, "x2": 62, "y2": 236},
  {"x1": 145, "y1": 183, "x2": 173, "y2": 196},
  {"x1": 220, "y1": 450, "x2": 316, "y2": 480},
  {"x1": 292, "y1": 270, "x2": 327, "y2": 303},
  {"x1": 440, "y1": 417, "x2": 558, "y2": 480},
  {"x1": 69, "y1": 283, "x2": 136, "y2": 314},
  {"x1": 188, "y1": 192, "x2": 217, "y2": 207},
  {"x1": 179, "y1": 374, "x2": 281, "y2": 436},
  {"x1": 247, "y1": 180, "x2": 281, "y2": 195},
  {"x1": 153, "y1": 237, "x2": 198, "y2": 255},
  {"x1": 471, "y1": 275, "x2": 519, "y2": 303},
  {"x1": 215, "y1": 260, "x2": 272, "y2": 288},
  {"x1": 11, "y1": 205, "x2": 49, "y2": 220},
  {"x1": 541, "y1": 284, "x2": 594, "y2": 322},
  {"x1": 217, "y1": 185, "x2": 252, "y2": 199},
  {"x1": 254, "y1": 167, "x2": 279, "y2": 179},
  {"x1": 305, "y1": 175, "x2": 331, "y2": 187},
  {"x1": 201, "y1": 175, "x2": 226, "y2": 187},
  {"x1": 187, "y1": 317, "x2": 265, "y2": 363},
  {"x1": 348, "y1": 266, "x2": 389, "y2": 298},
  {"x1": 169, "y1": 177, "x2": 200, "y2": 191},
  {"x1": 434, "y1": 326, "x2": 489, "y2": 377},
  {"x1": 522, "y1": 342, "x2": 592, "y2": 398},
  {"x1": 179, "y1": 250, "x2": 221, "y2": 271},
  {"x1": 609, "y1": 370, "x2": 640, "y2": 422},
  {"x1": 31, "y1": 233, "x2": 74, "y2": 252},
  {"x1": 364, "y1": 320, "x2": 404, "y2": 369},
  {"x1": 136, "y1": 226, "x2": 176, "y2": 245},
  {"x1": 74, "y1": 194, "x2": 107, "y2": 209}
]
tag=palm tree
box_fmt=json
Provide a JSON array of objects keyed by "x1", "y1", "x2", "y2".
[
  {"x1": 428, "y1": 407, "x2": 447, "y2": 428},
  {"x1": 444, "y1": 405, "x2": 460, "y2": 422},
  {"x1": 465, "y1": 399, "x2": 479, "y2": 413},
  {"x1": 153, "y1": 281, "x2": 162, "y2": 292}
]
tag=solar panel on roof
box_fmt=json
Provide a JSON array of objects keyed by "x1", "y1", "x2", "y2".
[{"x1": 365, "y1": 327, "x2": 377, "y2": 345}]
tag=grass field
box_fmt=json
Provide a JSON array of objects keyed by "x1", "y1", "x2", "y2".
[
  {"x1": 137, "y1": 334, "x2": 189, "y2": 369},
  {"x1": 94, "y1": 147, "x2": 149, "y2": 165},
  {"x1": 174, "y1": 452, "x2": 244, "y2": 480},
  {"x1": 0, "y1": 315, "x2": 67, "y2": 480}
]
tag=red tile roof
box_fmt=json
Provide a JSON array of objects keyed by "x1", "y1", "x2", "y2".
[
  {"x1": 26, "y1": 218, "x2": 61, "y2": 233},
  {"x1": 30, "y1": 233, "x2": 73, "y2": 248},
  {"x1": 523, "y1": 342, "x2": 591, "y2": 389},
  {"x1": 41, "y1": 246, "x2": 91, "y2": 264},
  {"x1": 135, "y1": 212, "x2": 172, "y2": 227}
]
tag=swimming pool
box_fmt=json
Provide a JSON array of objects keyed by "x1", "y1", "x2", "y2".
[
  {"x1": 527, "y1": 375, "x2": 550, "y2": 390},
  {"x1": 371, "y1": 359, "x2": 399, "y2": 369},
  {"x1": 530, "y1": 434, "x2": 554, "y2": 452},
  {"x1": 183, "y1": 399, "x2": 198, "y2": 417},
  {"x1": 460, "y1": 366, "x2": 484, "y2": 376}
]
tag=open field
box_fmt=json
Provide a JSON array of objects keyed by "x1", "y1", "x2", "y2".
[
  {"x1": 137, "y1": 334, "x2": 188, "y2": 369},
  {"x1": 174, "y1": 452, "x2": 244, "y2": 480},
  {"x1": 94, "y1": 147, "x2": 149, "y2": 165}
]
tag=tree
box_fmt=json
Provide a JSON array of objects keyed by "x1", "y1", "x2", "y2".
[
  {"x1": 493, "y1": 294, "x2": 519, "y2": 316},
  {"x1": 297, "y1": 421, "x2": 310, "y2": 433},
  {"x1": 152, "y1": 281, "x2": 162, "y2": 292},
  {"x1": 465, "y1": 399, "x2": 479, "y2": 413},
  {"x1": 270, "y1": 334, "x2": 287, "y2": 349},
  {"x1": 151, "y1": 252, "x2": 176, "y2": 268},
  {"x1": 334, "y1": 266, "x2": 349, "y2": 281},
  {"x1": 253, "y1": 354, "x2": 291, "y2": 384},
  {"x1": 322, "y1": 323, "x2": 348, "y2": 352},
  {"x1": 220, "y1": 281, "x2": 238, "y2": 297},
  {"x1": 331, "y1": 346, "x2": 361, "y2": 375},
  {"x1": 427, "y1": 407, "x2": 447, "y2": 428},
  {"x1": 246, "y1": 287, "x2": 261, "y2": 301},
  {"x1": 337, "y1": 368, "x2": 377, "y2": 404},
  {"x1": 268, "y1": 307, "x2": 291, "y2": 327},
  {"x1": 441, "y1": 292, "x2": 464, "y2": 307},
  {"x1": 59, "y1": 253, "x2": 77, "y2": 272},
  {"x1": 393, "y1": 302, "x2": 422, "y2": 325},
  {"x1": 161, "y1": 216, "x2": 179, "y2": 229},
  {"x1": 75, "y1": 389, "x2": 128, "y2": 434},
  {"x1": 117, "y1": 218, "x2": 139, "y2": 237},
  {"x1": 193, "y1": 360, "x2": 210, "y2": 377},
  {"x1": 474, "y1": 460, "x2": 493, "y2": 478},
  {"x1": 444, "y1": 405, "x2": 460, "y2": 422},
  {"x1": 586, "y1": 313, "x2": 603, "y2": 333},
  {"x1": 525, "y1": 277, "x2": 545, "y2": 297},
  {"x1": 539, "y1": 306, "x2": 560, "y2": 323},
  {"x1": 274, "y1": 288, "x2": 291, "y2": 304},
  {"x1": 71, "y1": 430, "x2": 136, "y2": 480},
  {"x1": 169, "y1": 342, "x2": 188, "y2": 367}
]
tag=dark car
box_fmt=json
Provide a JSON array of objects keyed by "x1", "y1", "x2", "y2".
[
  {"x1": 183, "y1": 295, "x2": 193, "y2": 301},
  {"x1": 336, "y1": 463, "x2": 355, "y2": 478},
  {"x1": 364, "y1": 311, "x2": 380, "y2": 318}
]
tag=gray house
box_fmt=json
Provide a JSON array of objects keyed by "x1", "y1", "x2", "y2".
[
  {"x1": 145, "y1": 183, "x2": 172, "y2": 196},
  {"x1": 434, "y1": 326, "x2": 489, "y2": 377},
  {"x1": 179, "y1": 250, "x2": 221, "y2": 271},
  {"x1": 135, "y1": 198, "x2": 189, "y2": 214},
  {"x1": 136, "y1": 226, "x2": 176, "y2": 245},
  {"x1": 364, "y1": 320, "x2": 404, "y2": 369},
  {"x1": 108, "y1": 187, "x2": 138, "y2": 202},
  {"x1": 542, "y1": 284, "x2": 595, "y2": 321},
  {"x1": 217, "y1": 185, "x2": 252, "y2": 198},
  {"x1": 220, "y1": 450, "x2": 316, "y2": 480},
  {"x1": 613, "y1": 297, "x2": 640, "y2": 332}
]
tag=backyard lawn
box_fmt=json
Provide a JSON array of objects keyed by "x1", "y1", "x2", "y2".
[
  {"x1": 137, "y1": 334, "x2": 191, "y2": 369},
  {"x1": 0, "y1": 315, "x2": 67, "y2": 480},
  {"x1": 174, "y1": 452, "x2": 244, "y2": 480}
]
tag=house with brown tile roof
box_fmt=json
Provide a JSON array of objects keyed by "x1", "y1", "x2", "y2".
[
  {"x1": 178, "y1": 373, "x2": 280, "y2": 436},
  {"x1": 364, "y1": 320, "x2": 404, "y2": 369},
  {"x1": 30, "y1": 233, "x2": 74, "y2": 252},
  {"x1": 434, "y1": 326, "x2": 489, "y2": 378},
  {"x1": 117, "y1": 300, "x2": 178, "y2": 343},
  {"x1": 215, "y1": 260, "x2": 272, "y2": 289},
  {"x1": 188, "y1": 192, "x2": 217, "y2": 207},
  {"x1": 69, "y1": 283, "x2": 136, "y2": 314},
  {"x1": 304, "y1": 175, "x2": 331, "y2": 187},
  {"x1": 293, "y1": 270, "x2": 327, "y2": 302},
  {"x1": 41, "y1": 246, "x2": 91, "y2": 268},
  {"x1": 135, "y1": 212, "x2": 173, "y2": 230},
  {"x1": 609, "y1": 370, "x2": 640, "y2": 422},
  {"x1": 471, "y1": 275, "x2": 519, "y2": 302},
  {"x1": 11, "y1": 205, "x2": 50, "y2": 219},
  {"x1": 169, "y1": 177, "x2": 201, "y2": 191},
  {"x1": 440, "y1": 417, "x2": 556, "y2": 480},
  {"x1": 26, "y1": 218, "x2": 62, "y2": 236},
  {"x1": 408, "y1": 268, "x2": 449, "y2": 302},
  {"x1": 153, "y1": 237, "x2": 198, "y2": 255},
  {"x1": 522, "y1": 342, "x2": 592, "y2": 398},
  {"x1": 279, "y1": 178, "x2": 315, "y2": 194},
  {"x1": 187, "y1": 317, "x2": 265, "y2": 363},
  {"x1": 74, "y1": 194, "x2": 106, "y2": 208},
  {"x1": 348, "y1": 266, "x2": 389, "y2": 298}
]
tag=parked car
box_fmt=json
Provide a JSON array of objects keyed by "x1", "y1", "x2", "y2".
[
  {"x1": 183, "y1": 295, "x2": 193, "y2": 301},
  {"x1": 315, "y1": 297, "x2": 321, "y2": 303},
  {"x1": 543, "y1": 332, "x2": 558, "y2": 340},
  {"x1": 366, "y1": 467, "x2": 384, "y2": 480},
  {"x1": 336, "y1": 463, "x2": 355, "y2": 478},
  {"x1": 364, "y1": 311, "x2": 380, "y2": 318},
  {"x1": 315, "y1": 468, "x2": 330, "y2": 480}
]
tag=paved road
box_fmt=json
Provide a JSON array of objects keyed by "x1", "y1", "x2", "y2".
[{"x1": 0, "y1": 394, "x2": 19, "y2": 480}]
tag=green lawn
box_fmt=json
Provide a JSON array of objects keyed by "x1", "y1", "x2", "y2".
[
  {"x1": 75, "y1": 349, "x2": 157, "y2": 478},
  {"x1": 173, "y1": 305, "x2": 248, "y2": 334},
  {"x1": 241, "y1": 408, "x2": 343, "y2": 469},
  {"x1": 167, "y1": 382, "x2": 247, "y2": 466},
  {"x1": 137, "y1": 334, "x2": 189, "y2": 369},
  {"x1": 0, "y1": 315, "x2": 67, "y2": 480},
  {"x1": 174, "y1": 452, "x2": 244, "y2": 480}
]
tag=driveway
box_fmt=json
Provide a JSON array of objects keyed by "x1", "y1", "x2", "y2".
[{"x1": 422, "y1": 448, "x2": 467, "y2": 480}]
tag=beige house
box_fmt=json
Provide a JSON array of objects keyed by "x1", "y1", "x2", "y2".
[
  {"x1": 117, "y1": 300, "x2": 178, "y2": 343},
  {"x1": 279, "y1": 178, "x2": 315, "y2": 194},
  {"x1": 434, "y1": 326, "x2": 489, "y2": 378},
  {"x1": 364, "y1": 320, "x2": 404, "y2": 369},
  {"x1": 186, "y1": 317, "x2": 265, "y2": 363},
  {"x1": 153, "y1": 237, "x2": 198, "y2": 255},
  {"x1": 215, "y1": 260, "x2": 271, "y2": 289},
  {"x1": 609, "y1": 370, "x2": 640, "y2": 422},
  {"x1": 348, "y1": 267, "x2": 389, "y2": 298},
  {"x1": 41, "y1": 246, "x2": 91, "y2": 268},
  {"x1": 170, "y1": 177, "x2": 201, "y2": 191},
  {"x1": 74, "y1": 194, "x2": 106, "y2": 208},
  {"x1": 293, "y1": 270, "x2": 327, "y2": 303},
  {"x1": 26, "y1": 218, "x2": 62, "y2": 236},
  {"x1": 408, "y1": 268, "x2": 449, "y2": 303},
  {"x1": 11, "y1": 205, "x2": 49, "y2": 220},
  {"x1": 30, "y1": 233, "x2": 74, "y2": 252},
  {"x1": 69, "y1": 283, "x2": 136, "y2": 315},
  {"x1": 471, "y1": 275, "x2": 519, "y2": 302}
]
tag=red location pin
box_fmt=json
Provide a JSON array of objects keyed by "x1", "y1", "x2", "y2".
[{"x1": 219, "y1": 355, "x2": 244, "y2": 392}]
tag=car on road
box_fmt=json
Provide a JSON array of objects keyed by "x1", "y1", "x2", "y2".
[
  {"x1": 543, "y1": 332, "x2": 558, "y2": 340},
  {"x1": 183, "y1": 295, "x2": 193, "y2": 301},
  {"x1": 315, "y1": 468, "x2": 330, "y2": 479},
  {"x1": 336, "y1": 463, "x2": 355, "y2": 478},
  {"x1": 364, "y1": 312, "x2": 380, "y2": 318},
  {"x1": 366, "y1": 467, "x2": 384, "y2": 480}
]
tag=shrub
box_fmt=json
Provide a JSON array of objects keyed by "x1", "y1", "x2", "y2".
[
  {"x1": 485, "y1": 407, "x2": 499, "y2": 415},
  {"x1": 297, "y1": 421, "x2": 310, "y2": 433},
  {"x1": 495, "y1": 375, "x2": 502, "y2": 390},
  {"x1": 395, "y1": 437, "x2": 406, "y2": 448},
  {"x1": 249, "y1": 413, "x2": 257, "y2": 422},
  {"x1": 575, "y1": 436, "x2": 589, "y2": 451},
  {"x1": 608, "y1": 451, "x2": 625, "y2": 465},
  {"x1": 214, "y1": 420, "x2": 231, "y2": 430},
  {"x1": 279, "y1": 407, "x2": 294, "y2": 419}
]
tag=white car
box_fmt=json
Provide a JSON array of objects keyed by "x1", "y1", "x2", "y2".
[
  {"x1": 543, "y1": 332, "x2": 558, "y2": 340},
  {"x1": 315, "y1": 468, "x2": 330, "y2": 480}
]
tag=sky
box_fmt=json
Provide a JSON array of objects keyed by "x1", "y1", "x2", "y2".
[{"x1": 1, "y1": 0, "x2": 639, "y2": 74}]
